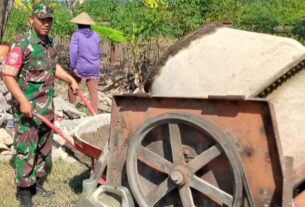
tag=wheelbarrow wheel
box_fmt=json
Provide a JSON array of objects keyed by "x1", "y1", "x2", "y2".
[{"x1": 126, "y1": 112, "x2": 243, "y2": 207}]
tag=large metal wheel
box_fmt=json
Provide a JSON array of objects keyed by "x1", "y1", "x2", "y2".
[{"x1": 126, "y1": 112, "x2": 243, "y2": 207}]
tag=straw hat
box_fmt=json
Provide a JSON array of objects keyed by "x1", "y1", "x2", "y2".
[{"x1": 70, "y1": 12, "x2": 95, "y2": 25}]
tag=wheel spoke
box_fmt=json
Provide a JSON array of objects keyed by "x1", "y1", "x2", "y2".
[
  {"x1": 146, "y1": 177, "x2": 176, "y2": 206},
  {"x1": 179, "y1": 185, "x2": 195, "y2": 207},
  {"x1": 137, "y1": 146, "x2": 172, "y2": 174},
  {"x1": 190, "y1": 175, "x2": 233, "y2": 207},
  {"x1": 188, "y1": 145, "x2": 221, "y2": 173},
  {"x1": 169, "y1": 123, "x2": 184, "y2": 164}
]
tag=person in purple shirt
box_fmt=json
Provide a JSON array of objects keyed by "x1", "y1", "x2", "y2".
[{"x1": 68, "y1": 12, "x2": 100, "y2": 113}]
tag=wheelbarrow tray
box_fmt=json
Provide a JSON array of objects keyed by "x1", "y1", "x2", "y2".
[{"x1": 73, "y1": 113, "x2": 111, "y2": 160}]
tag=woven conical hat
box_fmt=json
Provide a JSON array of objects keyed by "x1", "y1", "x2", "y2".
[{"x1": 70, "y1": 12, "x2": 95, "y2": 25}]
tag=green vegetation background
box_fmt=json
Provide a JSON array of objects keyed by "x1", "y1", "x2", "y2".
[{"x1": 5, "y1": 0, "x2": 305, "y2": 44}]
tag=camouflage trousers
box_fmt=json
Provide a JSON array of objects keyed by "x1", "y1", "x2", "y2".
[{"x1": 13, "y1": 117, "x2": 53, "y2": 188}]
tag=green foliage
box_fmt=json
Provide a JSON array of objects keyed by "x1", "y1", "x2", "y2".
[
  {"x1": 4, "y1": 6, "x2": 74, "y2": 42},
  {"x1": 5, "y1": 0, "x2": 305, "y2": 44},
  {"x1": 138, "y1": 4, "x2": 171, "y2": 39},
  {"x1": 292, "y1": 19, "x2": 305, "y2": 43},
  {"x1": 143, "y1": 0, "x2": 168, "y2": 9},
  {"x1": 111, "y1": 1, "x2": 147, "y2": 35},
  {"x1": 268, "y1": 0, "x2": 305, "y2": 26},
  {"x1": 5, "y1": 0, "x2": 305, "y2": 90},
  {"x1": 51, "y1": 7, "x2": 75, "y2": 37},
  {"x1": 91, "y1": 25, "x2": 126, "y2": 43},
  {"x1": 110, "y1": 1, "x2": 150, "y2": 79},
  {"x1": 203, "y1": 0, "x2": 240, "y2": 24},
  {"x1": 73, "y1": 0, "x2": 120, "y2": 22},
  {"x1": 3, "y1": 9, "x2": 29, "y2": 42},
  {"x1": 14, "y1": 0, "x2": 58, "y2": 11},
  {"x1": 168, "y1": 0, "x2": 204, "y2": 37},
  {"x1": 236, "y1": 3, "x2": 279, "y2": 33}
]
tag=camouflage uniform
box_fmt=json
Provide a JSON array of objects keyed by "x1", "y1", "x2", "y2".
[{"x1": 2, "y1": 21, "x2": 57, "y2": 187}]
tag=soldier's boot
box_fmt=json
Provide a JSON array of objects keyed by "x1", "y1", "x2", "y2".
[
  {"x1": 16, "y1": 187, "x2": 33, "y2": 207},
  {"x1": 35, "y1": 177, "x2": 55, "y2": 197}
]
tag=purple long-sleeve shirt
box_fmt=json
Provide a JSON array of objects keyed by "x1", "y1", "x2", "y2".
[{"x1": 69, "y1": 28, "x2": 100, "y2": 79}]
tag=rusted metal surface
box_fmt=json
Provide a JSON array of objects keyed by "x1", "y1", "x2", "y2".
[
  {"x1": 106, "y1": 95, "x2": 286, "y2": 206},
  {"x1": 73, "y1": 139, "x2": 101, "y2": 160},
  {"x1": 293, "y1": 160, "x2": 305, "y2": 207},
  {"x1": 294, "y1": 190, "x2": 305, "y2": 207},
  {"x1": 282, "y1": 156, "x2": 293, "y2": 207},
  {"x1": 146, "y1": 24, "x2": 305, "y2": 192},
  {"x1": 293, "y1": 160, "x2": 305, "y2": 189}
]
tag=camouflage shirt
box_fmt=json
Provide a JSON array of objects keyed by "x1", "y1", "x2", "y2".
[{"x1": 2, "y1": 30, "x2": 57, "y2": 124}]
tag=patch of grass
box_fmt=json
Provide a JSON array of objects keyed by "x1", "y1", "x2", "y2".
[
  {"x1": 55, "y1": 79, "x2": 88, "y2": 98},
  {"x1": 0, "y1": 161, "x2": 19, "y2": 207},
  {"x1": 0, "y1": 160, "x2": 88, "y2": 207}
]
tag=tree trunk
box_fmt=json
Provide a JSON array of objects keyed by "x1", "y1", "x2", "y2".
[
  {"x1": 65, "y1": 0, "x2": 74, "y2": 16},
  {"x1": 65, "y1": 0, "x2": 85, "y2": 16},
  {"x1": 109, "y1": 42, "x2": 116, "y2": 65},
  {"x1": 65, "y1": 0, "x2": 72, "y2": 10},
  {"x1": 73, "y1": 0, "x2": 79, "y2": 6},
  {"x1": 0, "y1": 0, "x2": 13, "y2": 43}
]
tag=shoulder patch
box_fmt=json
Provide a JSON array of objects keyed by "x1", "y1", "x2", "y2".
[
  {"x1": 2, "y1": 47, "x2": 23, "y2": 76},
  {"x1": 6, "y1": 47, "x2": 22, "y2": 65}
]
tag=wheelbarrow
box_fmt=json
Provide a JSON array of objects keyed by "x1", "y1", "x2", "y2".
[
  {"x1": 34, "y1": 92, "x2": 110, "y2": 172},
  {"x1": 36, "y1": 93, "x2": 133, "y2": 207}
]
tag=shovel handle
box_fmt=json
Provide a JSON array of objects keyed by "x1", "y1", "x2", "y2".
[
  {"x1": 77, "y1": 91, "x2": 96, "y2": 116},
  {"x1": 34, "y1": 113, "x2": 75, "y2": 147}
]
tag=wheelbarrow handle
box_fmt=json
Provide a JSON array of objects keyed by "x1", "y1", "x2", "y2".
[
  {"x1": 77, "y1": 91, "x2": 96, "y2": 116},
  {"x1": 34, "y1": 113, "x2": 75, "y2": 147}
]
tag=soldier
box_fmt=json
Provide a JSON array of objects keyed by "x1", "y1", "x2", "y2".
[{"x1": 2, "y1": 4, "x2": 80, "y2": 207}]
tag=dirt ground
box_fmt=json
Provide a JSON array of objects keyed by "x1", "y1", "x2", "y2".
[{"x1": 0, "y1": 160, "x2": 88, "y2": 207}]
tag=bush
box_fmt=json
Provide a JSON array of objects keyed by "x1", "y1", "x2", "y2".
[
  {"x1": 4, "y1": 7, "x2": 75, "y2": 42},
  {"x1": 236, "y1": 3, "x2": 279, "y2": 34},
  {"x1": 168, "y1": 0, "x2": 204, "y2": 37},
  {"x1": 292, "y1": 19, "x2": 305, "y2": 44},
  {"x1": 3, "y1": 9, "x2": 29, "y2": 42},
  {"x1": 51, "y1": 7, "x2": 75, "y2": 37},
  {"x1": 73, "y1": 0, "x2": 120, "y2": 23},
  {"x1": 203, "y1": 0, "x2": 240, "y2": 24},
  {"x1": 5, "y1": 0, "x2": 305, "y2": 45}
]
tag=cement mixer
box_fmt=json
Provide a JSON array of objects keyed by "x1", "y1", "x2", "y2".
[
  {"x1": 72, "y1": 24, "x2": 304, "y2": 206},
  {"x1": 145, "y1": 23, "x2": 305, "y2": 206}
]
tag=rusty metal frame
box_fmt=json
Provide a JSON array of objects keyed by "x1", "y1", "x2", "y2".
[
  {"x1": 282, "y1": 156, "x2": 293, "y2": 207},
  {"x1": 106, "y1": 94, "x2": 290, "y2": 206}
]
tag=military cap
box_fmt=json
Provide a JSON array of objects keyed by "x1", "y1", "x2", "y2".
[{"x1": 32, "y1": 4, "x2": 54, "y2": 19}]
